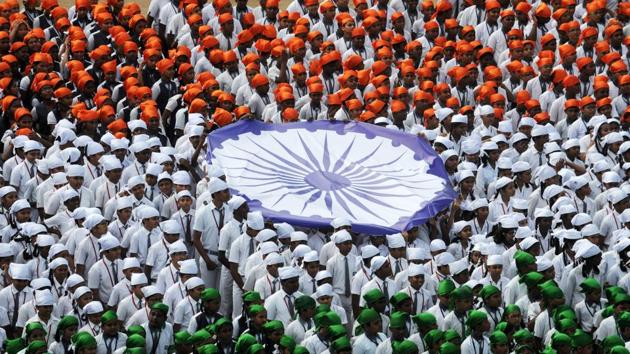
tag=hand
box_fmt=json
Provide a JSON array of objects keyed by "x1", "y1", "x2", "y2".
[{"x1": 205, "y1": 259, "x2": 217, "y2": 270}]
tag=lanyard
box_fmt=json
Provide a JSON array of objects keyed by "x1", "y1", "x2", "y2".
[
  {"x1": 103, "y1": 259, "x2": 116, "y2": 286},
  {"x1": 471, "y1": 337, "x2": 484, "y2": 354}
]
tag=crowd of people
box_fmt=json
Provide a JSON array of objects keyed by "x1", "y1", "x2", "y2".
[{"x1": 0, "y1": 0, "x2": 627, "y2": 352}]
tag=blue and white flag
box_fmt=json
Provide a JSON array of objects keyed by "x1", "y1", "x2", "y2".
[{"x1": 207, "y1": 120, "x2": 456, "y2": 234}]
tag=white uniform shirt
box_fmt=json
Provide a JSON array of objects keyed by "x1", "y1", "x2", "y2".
[{"x1": 88, "y1": 258, "x2": 124, "y2": 303}]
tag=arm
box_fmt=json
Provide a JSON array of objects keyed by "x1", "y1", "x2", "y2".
[
  {"x1": 230, "y1": 263, "x2": 244, "y2": 289},
  {"x1": 193, "y1": 230, "x2": 216, "y2": 270}
]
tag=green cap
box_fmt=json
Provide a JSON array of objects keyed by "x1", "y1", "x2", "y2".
[
  {"x1": 330, "y1": 337, "x2": 352, "y2": 352},
  {"x1": 390, "y1": 311, "x2": 410, "y2": 329},
  {"x1": 424, "y1": 329, "x2": 445, "y2": 348},
  {"x1": 243, "y1": 291, "x2": 262, "y2": 303},
  {"x1": 316, "y1": 304, "x2": 331, "y2": 313},
  {"x1": 541, "y1": 286, "x2": 564, "y2": 300},
  {"x1": 213, "y1": 317, "x2": 232, "y2": 330},
  {"x1": 443, "y1": 329, "x2": 461, "y2": 343},
  {"x1": 412, "y1": 312, "x2": 436, "y2": 328},
  {"x1": 127, "y1": 325, "x2": 146, "y2": 337},
  {"x1": 235, "y1": 334, "x2": 257, "y2": 354},
  {"x1": 4, "y1": 339, "x2": 25, "y2": 354},
  {"x1": 357, "y1": 308, "x2": 380, "y2": 326},
  {"x1": 515, "y1": 345, "x2": 534, "y2": 354},
  {"x1": 126, "y1": 334, "x2": 146, "y2": 348},
  {"x1": 26, "y1": 340, "x2": 46, "y2": 354},
  {"x1": 247, "y1": 304, "x2": 266, "y2": 316},
  {"x1": 618, "y1": 312, "x2": 630, "y2": 329},
  {"x1": 438, "y1": 342, "x2": 460, "y2": 354},
  {"x1": 603, "y1": 335, "x2": 626, "y2": 352},
  {"x1": 551, "y1": 333, "x2": 572, "y2": 347},
  {"x1": 101, "y1": 310, "x2": 117, "y2": 324},
  {"x1": 611, "y1": 346, "x2": 630, "y2": 354},
  {"x1": 513, "y1": 329, "x2": 534, "y2": 343},
  {"x1": 198, "y1": 344, "x2": 219, "y2": 354},
  {"x1": 606, "y1": 287, "x2": 627, "y2": 302},
  {"x1": 520, "y1": 272, "x2": 544, "y2": 288},
  {"x1": 614, "y1": 293, "x2": 630, "y2": 306},
  {"x1": 279, "y1": 335, "x2": 296, "y2": 351},
  {"x1": 579, "y1": 278, "x2": 601, "y2": 293},
  {"x1": 466, "y1": 310, "x2": 488, "y2": 328},
  {"x1": 390, "y1": 292, "x2": 411, "y2": 308},
  {"x1": 295, "y1": 295, "x2": 316, "y2": 312},
  {"x1": 392, "y1": 340, "x2": 419, "y2": 354},
  {"x1": 124, "y1": 348, "x2": 146, "y2": 354},
  {"x1": 314, "y1": 311, "x2": 341, "y2": 328},
  {"x1": 150, "y1": 302, "x2": 169, "y2": 313},
  {"x1": 73, "y1": 333, "x2": 97, "y2": 351},
  {"x1": 450, "y1": 286, "x2": 472, "y2": 300},
  {"x1": 262, "y1": 320, "x2": 284, "y2": 332},
  {"x1": 494, "y1": 322, "x2": 508, "y2": 332},
  {"x1": 479, "y1": 285, "x2": 501, "y2": 300},
  {"x1": 363, "y1": 288, "x2": 386, "y2": 306},
  {"x1": 541, "y1": 348, "x2": 557, "y2": 354},
  {"x1": 294, "y1": 346, "x2": 309, "y2": 354},
  {"x1": 328, "y1": 325, "x2": 347, "y2": 341},
  {"x1": 514, "y1": 251, "x2": 536, "y2": 269},
  {"x1": 189, "y1": 329, "x2": 212, "y2": 345},
  {"x1": 57, "y1": 315, "x2": 79, "y2": 331},
  {"x1": 505, "y1": 304, "x2": 521, "y2": 315},
  {"x1": 571, "y1": 329, "x2": 593, "y2": 348},
  {"x1": 437, "y1": 279, "x2": 456, "y2": 297},
  {"x1": 552, "y1": 307, "x2": 576, "y2": 323},
  {"x1": 25, "y1": 322, "x2": 46, "y2": 336},
  {"x1": 247, "y1": 343, "x2": 264, "y2": 354},
  {"x1": 490, "y1": 331, "x2": 508, "y2": 345},
  {"x1": 556, "y1": 318, "x2": 576, "y2": 332},
  {"x1": 201, "y1": 288, "x2": 220, "y2": 301}
]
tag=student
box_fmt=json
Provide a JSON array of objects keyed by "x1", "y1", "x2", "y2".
[
  {"x1": 142, "y1": 303, "x2": 174, "y2": 354},
  {"x1": 460, "y1": 310, "x2": 491, "y2": 354},
  {"x1": 95, "y1": 310, "x2": 127, "y2": 354},
  {"x1": 353, "y1": 308, "x2": 387, "y2": 354},
  {"x1": 173, "y1": 277, "x2": 205, "y2": 333},
  {"x1": 187, "y1": 288, "x2": 223, "y2": 334},
  {"x1": 286, "y1": 295, "x2": 316, "y2": 344},
  {"x1": 478, "y1": 285, "x2": 504, "y2": 332},
  {"x1": 87, "y1": 235, "x2": 123, "y2": 303}
]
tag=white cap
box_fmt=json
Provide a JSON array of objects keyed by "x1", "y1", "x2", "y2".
[
  {"x1": 110, "y1": 138, "x2": 128, "y2": 151},
  {"x1": 255, "y1": 229, "x2": 277, "y2": 243},
  {"x1": 512, "y1": 161, "x2": 531, "y2": 174},
  {"x1": 452, "y1": 220, "x2": 469, "y2": 235},
  {"x1": 315, "y1": 270, "x2": 332, "y2": 281},
  {"x1": 303, "y1": 250, "x2": 319, "y2": 263},
  {"x1": 123, "y1": 257, "x2": 141, "y2": 270},
  {"x1": 536, "y1": 258, "x2": 552, "y2": 272},
  {"x1": 168, "y1": 240, "x2": 188, "y2": 255},
  {"x1": 581, "y1": 224, "x2": 601, "y2": 238},
  {"x1": 430, "y1": 239, "x2": 447, "y2": 252},
  {"x1": 531, "y1": 125, "x2": 549, "y2": 137},
  {"x1": 542, "y1": 184, "x2": 564, "y2": 201},
  {"x1": 487, "y1": 255, "x2": 503, "y2": 266},
  {"x1": 435, "y1": 252, "x2": 456, "y2": 267},
  {"x1": 603, "y1": 171, "x2": 622, "y2": 184},
  {"x1": 512, "y1": 199, "x2": 528, "y2": 210},
  {"x1": 172, "y1": 171, "x2": 192, "y2": 185},
  {"x1": 436, "y1": 107, "x2": 454, "y2": 122},
  {"x1": 265, "y1": 252, "x2": 284, "y2": 266},
  {"x1": 227, "y1": 196, "x2": 247, "y2": 210},
  {"x1": 387, "y1": 233, "x2": 405, "y2": 248},
  {"x1": 515, "y1": 226, "x2": 532, "y2": 239},
  {"x1": 291, "y1": 245, "x2": 311, "y2": 259},
  {"x1": 610, "y1": 189, "x2": 628, "y2": 205},
  {"x1": 9, "y1": 263, "x2": 31, "y2": 280},
  {"x1": 274, "y1": 223, "x2": 294, "y2": 239},
  {"x1": 98, "y1": 235, "x2": 121, "y2": 252},
  {"x1": 66, "y1": 274, "x2": 85, "y2": 289},
  {"x1": 66, "y1": 164, "x2": 85, "y2": 178},
  {"x1": 290, "y1": 231, "x2": 308, "y2": 242},
  {"x1": 138, "y1": 206, "x2": 160, "y2": 220},
  {"x1": 571, "y1": 213, "x2": 592, "y2": 227},
  {"x1": 142, "y1": 285, "x2": 162, "y2": 298},
  {"x1": 278, "y1": 266, "x2": 300, "y2": 280},
  {"x1": 161, "y1": 219, "x2": 183, "y2": 235},
  {"x1": 179, "y1": 259, "x2": 198, "y2": 275},
  {"x1": 575, "y1": 242, "x2": 601, "y2": 259},
  {"x1": 407, "y1": 247, "x2": 430, "y2": 260},
  {"x1": 24, "y1": 140, "x2": 42, "y2": 153},
  {"x1": 35, "y1": 290, "x2": 54, "y2": 306},
  {"x1": 184, "y1": 277, "x2": 205, "y2": 290},
  {"x1": 73, "y1": 286, "x2": 92, "y2": 300},
  {"x1": 130, "y1": 273, "x2": 148, "y2": 286},
  {"x1": 519, "y1": 237, "x2": 539, "y2": 251},
  {"x1": 334, "y1": 230, "x2": 352, "y2": 244},
  {"x1": 208, "y1": 178, "x2": 229, "y2": 194},
  {"x1": 499, "y1": 215, "x2": 518, "y2": 229},
  {"x1": 0, "y1": 244, "x2": 14, "y2": 258},
  {"x1": 61, "y1": 189, "x2": 79, "y2": 202},
  {"x1": 246, "y1": 211, "x2": 265, "y2": 230},
  {"x1": 370, "y1": 256, "x2": 389, "y2": 272},
  {"x1": 145, "y1": 163, "x2": 162, "y2": 177},
  {"x1": 157, "y1": 172, "x2": 172, "y2": 182},
  {"x1": 331, "y1": 217, "x2": 352, "y2": 229},
  {"x1": 315, "y1": 283, "x2": 335, "y2": 298},
  {"x1": 449, "y1": 259, "x2": 468, "y2": 275},
  {"x1": 127, "y1": 175, "x2": 145, "y2": 189},
  {"x1": 471, "y1": 198, "x2": 489, "y2": 210},
  {"x1": 102, "y1": 157, "x2": 123, "y2": 172},
  {"x1": 30, "y1": 278, "x2": 51, "y2": 290},
  {"x1": 534, "y1": 207, "x2": 554, "y2": 219},
  {"x1": 84, "y1": 214, "x2": 105, "y2": 230},
  {"x1": 407, "y1": 264, "x2": 426, "y2": 277},
  {"x1": 116, "y1": 197, "x2": 134, "y2": 211},
  {"x1": 260, "y1": 242, "x2": 279, "y2": 255},
  {"x1": 36, "y1": 234, "x2": 55, "y2": 247},
  {"x1": 495, "y1": 176, "x2": 513, "y2": 191},
  {"x1": 361, "y1": 245, "x2": 380, "y2": 259},
  {"x1": 0, "y1": 186, "x2": 16, "y2": 198}
]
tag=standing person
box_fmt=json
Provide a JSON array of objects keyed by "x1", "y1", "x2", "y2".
[{"x1": 142, "y1": 303, "x2": 174, "y2": 354}]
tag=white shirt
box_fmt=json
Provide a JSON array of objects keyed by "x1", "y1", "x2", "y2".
[
  {"x1": 87, "y1": 258, "x2": 124, "y2": 303},
  {"x1": 142, "y1": 322, "x2": 174, "y2": 354},
  {"x1": 10, "y1": 160, "x2": 37, "y2": 198},
  {"x1": 461, "y1": 335, "x2": 491, "y2": 354},
  {"x1": 264, "y1": 289, "x2": 304, "y2": 326},
  {"x1": 353, "y1": 332, "x2": 387, "y2": 354},
  {"x1": 96, "y1": 332, "x2": 127, "y2": 354},
  {"x1": 75, "y1": 234, "x2": 102, "y2": 275},
  {"x1": 116, "y1": 293, "x2": 144, "y2": 325},
  {"x1": 146, "y1": 238, "x2": 172, "y2": 280},
  {"x1": 173, "y1": 295, "x2": 200, "y2": 332},
  {"x1": 326, "y1": 253, "x2": 358, "y2": 296},
  {"x1": 254, "y1": 273, "x2": 280, "y2": 300},
  {"x1": 229, "y1": 232, "x2": 258, "y2": 276},
  {"x1": 193, "y1": 202, "x2": 233, "y2": 255},
  {"x1": 129, "y1": 227, "x2": 162, "y2": 265}
]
